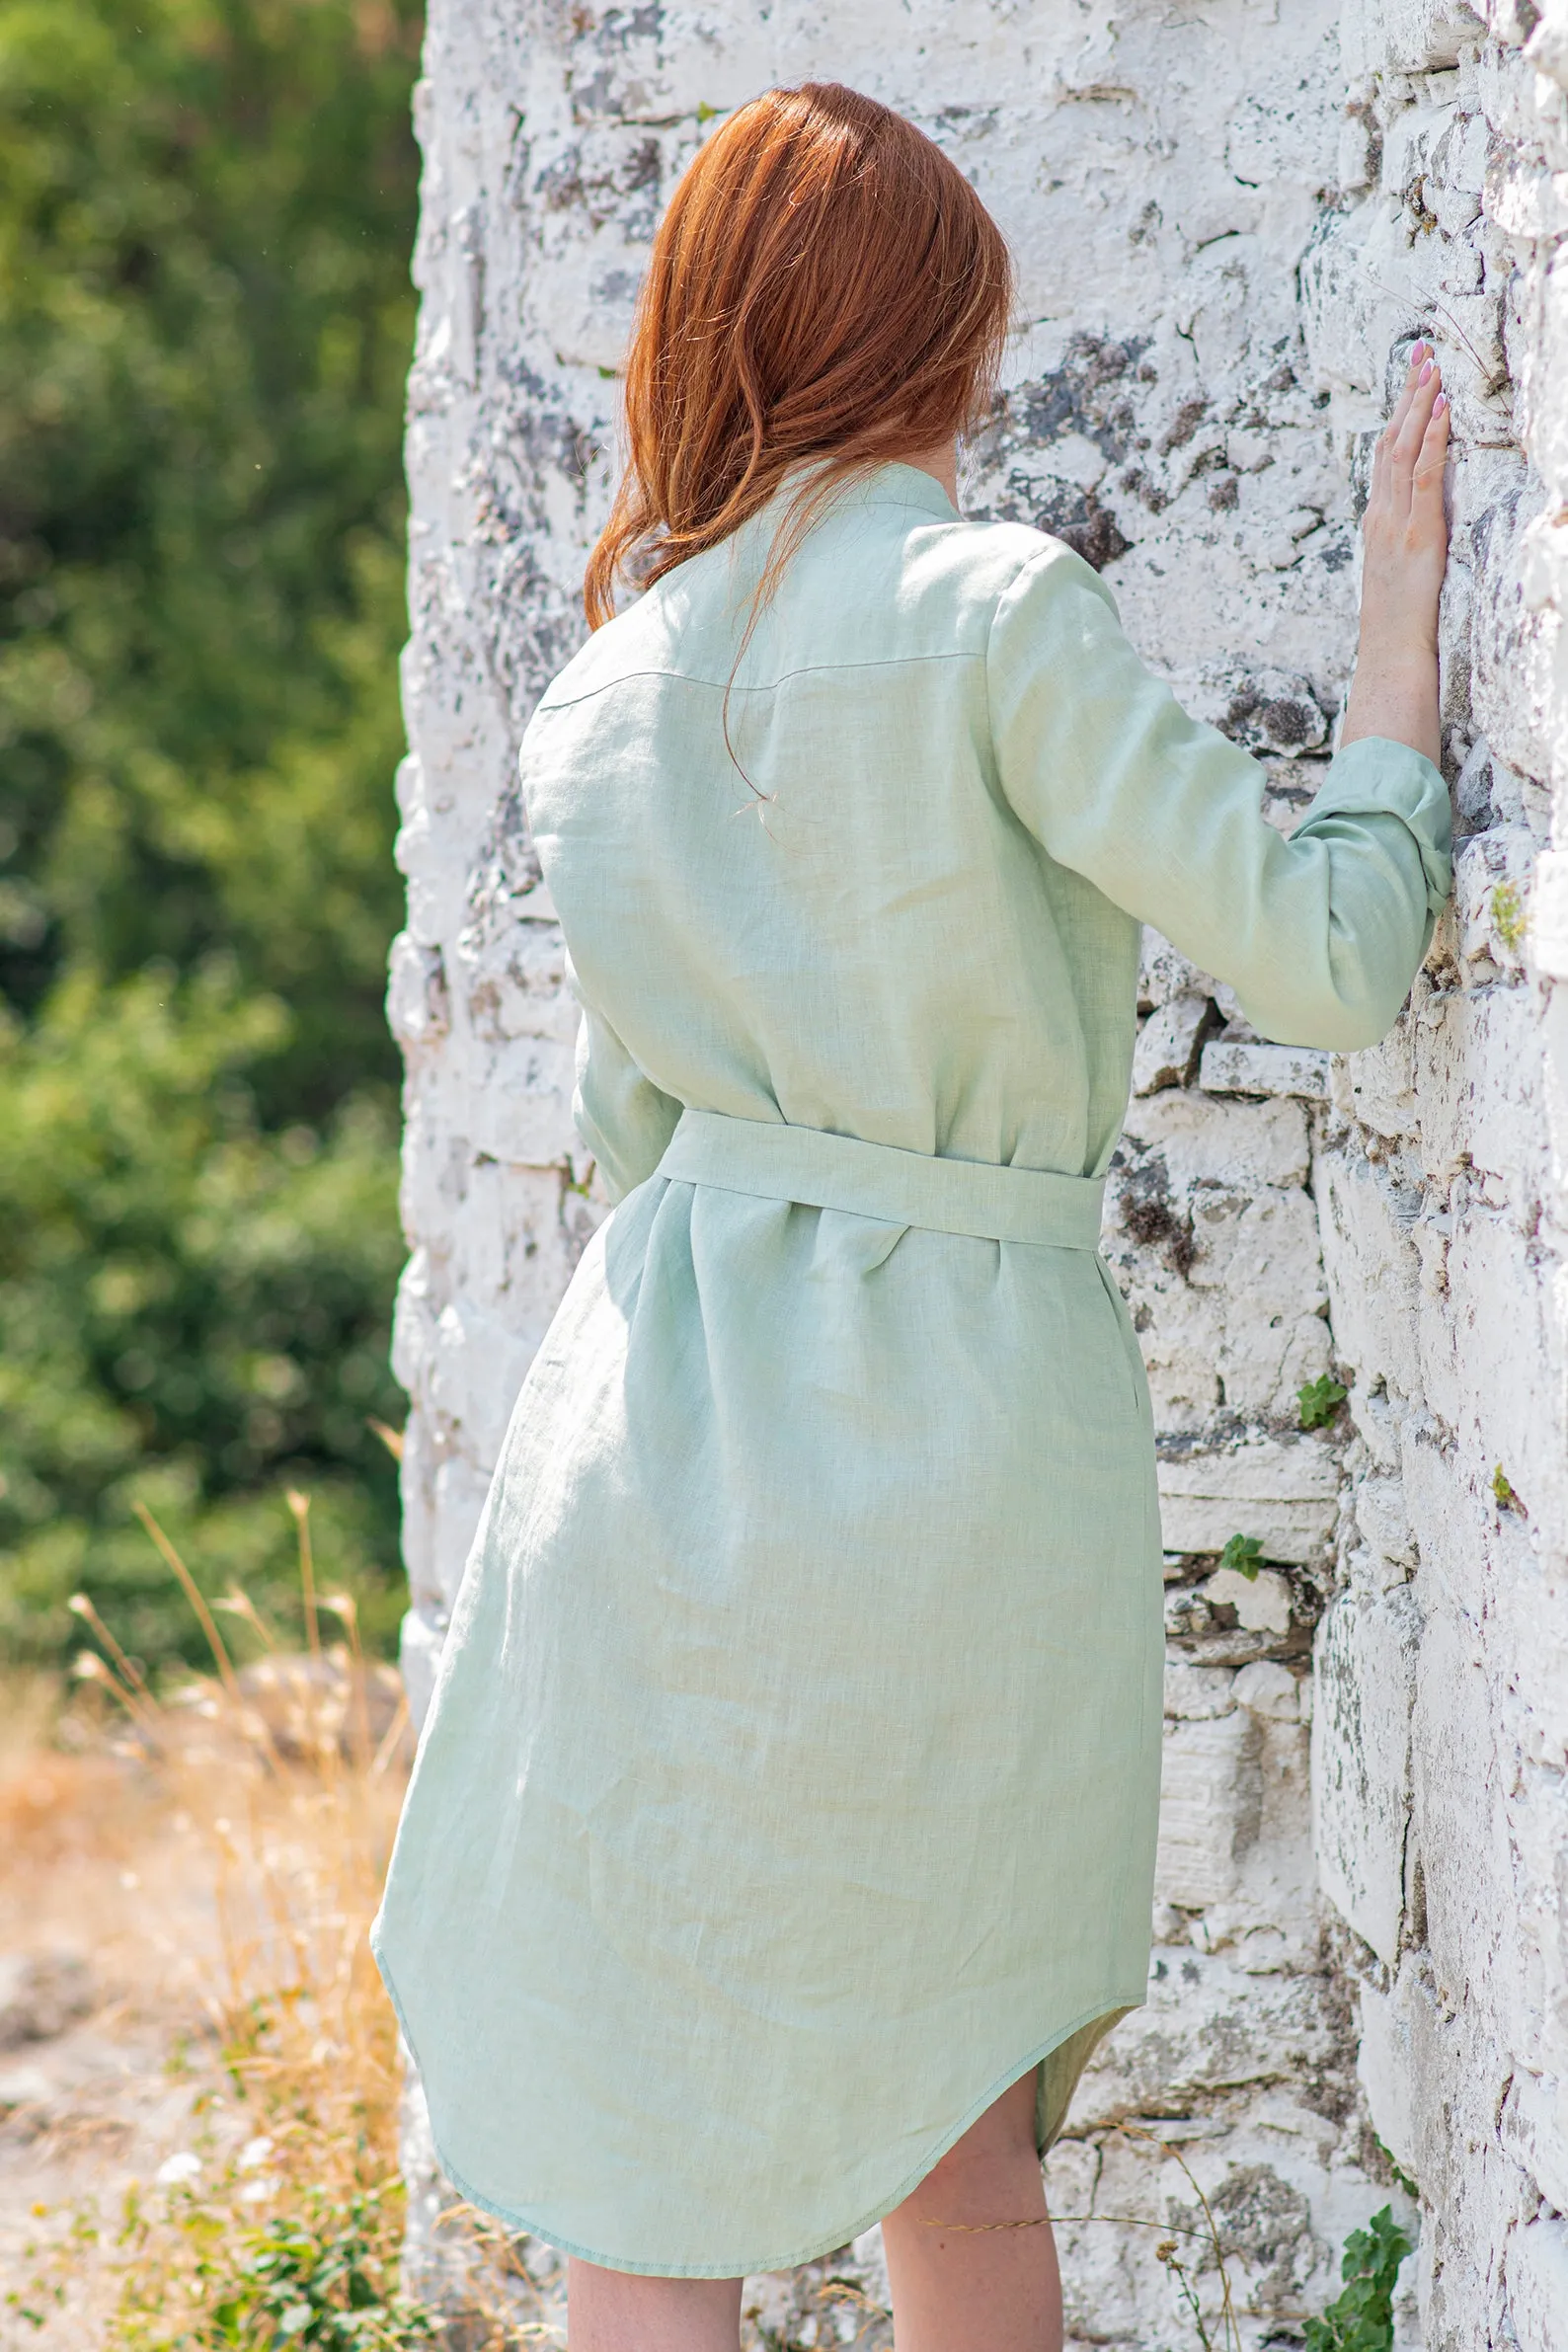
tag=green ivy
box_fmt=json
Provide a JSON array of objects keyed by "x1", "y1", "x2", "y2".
[
  {"x1": 1304, "y1": 2206, "x2": 1413, "y2": 2352},
  {"x1": 1218, "y1": 1532, "x2": 1264, "y2": 1582},
  {"x1": 1297, "y1": 1374, "x2": 1349, "y2": 1431}
]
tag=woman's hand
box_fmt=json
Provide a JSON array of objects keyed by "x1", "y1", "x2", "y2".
[{"x1": 1341, "y1": 342, "x2": 1450, "y2": 768}]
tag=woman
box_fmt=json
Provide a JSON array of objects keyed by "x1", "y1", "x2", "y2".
[{"x1": 373, "y1": 82, "x2": 1450, "y2": 2352}]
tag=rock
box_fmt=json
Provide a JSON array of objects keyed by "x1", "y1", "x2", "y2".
[
  {"x1": 1133, "y1": 995, "x2": 1212, "y2": 1092},
  {"x1": 1200, "y1": 1040, "x2": 1332, "y2": 1099},
  {"x1": 1203, "y1": 1565, "x2": 1294, "y2": 1636},
  {"x1": 0, "y1": 1952, "x2": 93, "y2": 2050}
]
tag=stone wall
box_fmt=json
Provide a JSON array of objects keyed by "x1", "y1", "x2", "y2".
[{"x1": 389, "y1": 3, "x2": 1568, "y2": 2343}]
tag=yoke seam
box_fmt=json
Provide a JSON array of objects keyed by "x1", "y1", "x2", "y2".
[{"x1": 536, "y1": 646, "x2": 982, "y2": 713}]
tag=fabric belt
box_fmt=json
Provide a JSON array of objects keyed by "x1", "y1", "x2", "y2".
[{"x1": 657, "y1": 1109, "x2": 1106, "y2": 1252}]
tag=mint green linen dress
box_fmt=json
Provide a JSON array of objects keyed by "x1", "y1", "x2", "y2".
[{"x1": 372, "y1": 462, "x2": 1450, "y2": 2278}]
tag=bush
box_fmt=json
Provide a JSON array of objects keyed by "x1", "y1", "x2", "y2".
[{"x1": 0, "y1": 0, "x2": 421, "y2": 1671}]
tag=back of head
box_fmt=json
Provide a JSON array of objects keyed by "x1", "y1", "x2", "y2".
[{"x1": 584, "y1": 82, "x2": 1014, "y2": 628}]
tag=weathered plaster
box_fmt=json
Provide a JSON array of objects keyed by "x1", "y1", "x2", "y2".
[{"x1": 393, "y1": 3, "x2": 1568, "y2": 2342}]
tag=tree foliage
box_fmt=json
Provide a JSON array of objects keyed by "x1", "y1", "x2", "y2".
[{"x1": 0, "y1": 0, "x2": 421, "y2": 1670}]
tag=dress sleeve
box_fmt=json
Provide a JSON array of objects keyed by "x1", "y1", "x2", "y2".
[
  {"x1": 985, "y1": 545, "x2": 1452, "y2": 1053},
  {"x1": 572, "y1": 990, "x2": 682, "y2": 1205}
]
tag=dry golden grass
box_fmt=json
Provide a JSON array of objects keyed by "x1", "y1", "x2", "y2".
[{"x1": 0, "y1": 1504, "x2": 467, "y2": 2349}]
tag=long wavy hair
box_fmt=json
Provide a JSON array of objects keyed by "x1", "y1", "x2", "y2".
[{"x1": 582, "y1": 82, "x2": 1014, "y2": 631}]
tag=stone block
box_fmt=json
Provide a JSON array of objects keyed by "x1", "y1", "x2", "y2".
[
  {"x1": 1501, "y1": 2070, "x2": 1568, "y2": 2219},
  {"x1": 1357, "y1": 1981, "x2": 1422, "y2": 2181},
  {"x1": 1340, "y1": 2, "x2": 1484, "y2": 80},
  {"x1": 1453, "y1": 827, "x2": 1537, "y2": 978},
  {"x1": 1184, "y1": 1183, "x2": 1331, "y2": 1415},
  {"x1": 1445, "y1": 1208, "x2": 1563, "y2": 1541},
  {"x1": 1313, "y1": 1586, "x2": 1419, "y2": 1967},
  {"x1": 398, "y1": 1408, "x2": 441, "y2": 1611},
  {"x1": 1074, "y1": 1950, "x2": 1344, "y2": 2126},
  {"x1": 1317, "y1": 1150, "x2": 1424, "y2": 1400},
  {"x1": 1232, "y1": 1660, "x2": 1302, "y2": 1719},
  {"x1": 1164, "y1": 1660, "x2": 1237, "y2": 1719},
  {"x1": 386, "y1": 931, "x2": 451, "y2": 1057},
  {"x1": 1507, "y1": 2216, "x2": 1568, "y2": 2352},
  {"x1": 1345, "y1": 1000, "x2": 1419, "y2": 1140},
  {"x1": 1106, "y1": 1165, "x2": 1330, "y2": 1428},
  {"x1": 1355, "y1": 1469, "x2": 1418, "y2": 1570},
  {"x1": 1138, "y1": 926, "x2": 1216, "y2": 1010},
  {"x1": 1415, "y1": 981, "x2": 1543, "y2": 1194},
  {"x1": 1530, "y1": 847, "x2": 1568, "y2": 980},
  {"x1": 1155, "y1": 1710, "x2": 1264, "y2": 1907},
  {"x1": 463, "y1": 1033, "x2": 579, "y2": 1163},
  {"x1": 424, "y1": 1295, "x2": 536, "y2": 1465},
  {"x1": 1121, "y1": 1091, "x2": 1311, "y2": 1190},
  {"x1": 1203, "y1": 1565, "x2": 1294, "y2": 1635},
  {"x1": 1158, "y1": 1435, "x2": 1340, "y2": 1564},
  {"x1": 1200, "y1": 1040, "x2": 1332, "y2": 1099},
  {"x1": 1133, "y1": 994, "x2": 1211, "y2": 1092}
]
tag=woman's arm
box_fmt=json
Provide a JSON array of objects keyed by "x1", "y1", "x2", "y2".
[
  {"x1": 1341, "y1": 343, "x2": 1450, "y2": 767},
  {"x1": 985, "y1": 353, "x2": 1455, "y2": 1053},
  {"x1": 573, "y1": 993, "x2": 682, "y2": 1203}
]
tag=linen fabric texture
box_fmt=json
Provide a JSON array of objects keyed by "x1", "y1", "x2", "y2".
[{"x1": 371, "y1": 463, "x2": 1452, "y2": 2277}]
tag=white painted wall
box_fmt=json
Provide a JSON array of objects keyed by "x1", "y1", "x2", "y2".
[{"x1": 392, "y1": 4, "x2": 1568, "y2": 2342}]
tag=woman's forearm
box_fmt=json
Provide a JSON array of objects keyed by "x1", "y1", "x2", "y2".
[
  {"x1": 1341, "y1": 644, "x2": 1441, "y2": 769},
  {"x1": 1339, "y1": 344, "x2": 1450, "y2": 770}
]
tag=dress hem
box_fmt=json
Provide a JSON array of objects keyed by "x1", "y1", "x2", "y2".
[{"x1": 371, "y1": 1928, "x2": 1144, "y2": 2283}]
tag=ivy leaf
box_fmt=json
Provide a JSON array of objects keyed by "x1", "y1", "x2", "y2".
[
  {"x1": 1303, "y1": 2204, "x2": 1412, "y2": 2350},
  {"x1": 1297, "y1": 1374, "x2": 1348, "y2": 1430},
  {"x1": 1218, "y1": 1533, "x2": 1264, "y2": 1582}
]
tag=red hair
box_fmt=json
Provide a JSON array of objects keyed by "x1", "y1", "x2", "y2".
[{"x1": 583, "y1": 82, "x2": 1014, "y2": 629}]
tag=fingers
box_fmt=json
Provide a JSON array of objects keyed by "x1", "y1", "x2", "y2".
[
  {"x1": 1412, "y1": 389, "x2": 1450, "y2": 499},
  {"x1": 1372, "y1": 342, "x2": 1429, "y2": 503},
  {"x1": 1382, "y1": 341, "x2": 1428, "y2": 449},
  {"x1": 1390, "y1": 355, "x2": 1442, "y2": 484}
]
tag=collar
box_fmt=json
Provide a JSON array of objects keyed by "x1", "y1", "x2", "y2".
[
  {"x1": 849, "y1": 460, "x2": 961, "y2": 521},
  {"x1": 771, "y1": 457, "x2": 960, "y2": 524}
]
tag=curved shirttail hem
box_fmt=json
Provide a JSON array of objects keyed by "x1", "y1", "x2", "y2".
[{"x1": 371, "y1": 1936, "x2": 1145, "y2": 2283}]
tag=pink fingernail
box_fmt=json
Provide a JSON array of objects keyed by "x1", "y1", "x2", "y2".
[
  {"x1": 1419, "y1": 360, "x2": 1434, "y2": 383},
  {"x1": 1434, "y1": 392, "x2": 1449, "y2": 415}
]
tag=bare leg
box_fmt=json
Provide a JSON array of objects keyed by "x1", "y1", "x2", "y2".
[
  {"x1": 881, "y1": 2069, "x2": 1063, "y2": 2352},
  {"x1": 566, "y1": 2258, "x2": 743, "y2": 2351}
]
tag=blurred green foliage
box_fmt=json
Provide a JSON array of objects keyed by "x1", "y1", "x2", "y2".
[{"x1": 0, "y1": 0, "x2": 422, "y2": 1672}]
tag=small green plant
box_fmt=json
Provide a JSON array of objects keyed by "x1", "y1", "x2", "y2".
[
  {"x1": 210, "y1": 2190, "x2": 434, "y2": 2350},
  {"x1": 1303, "y1": 2205, "x2": 1412, "y2": 2352},
  {"x1": 1297, "y1": 1374, "x2": 1349, "y2": 1430},
  {"x1": 1493, "y1": 1463, "x2": 1527, "y2": 1517},
  {"x1": 1492, "y1": 879, "x2": 1526, "y2": 952},
  {"x1": 1374, "y1": 2140, "x2": 1420, "y2": 2203},
  {"x1": 1218, "y1": 1533, "x2": 1264, "y2": 1582}
]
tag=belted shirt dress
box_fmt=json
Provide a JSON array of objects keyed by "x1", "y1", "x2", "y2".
[{"x1": 372, "y1": 462, "x2": 1451, "y2": 2277}]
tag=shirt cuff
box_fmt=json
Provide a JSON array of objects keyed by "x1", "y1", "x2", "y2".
[{"x1": 1294, "y1": 736, "x2": 1452, "y2": 915}]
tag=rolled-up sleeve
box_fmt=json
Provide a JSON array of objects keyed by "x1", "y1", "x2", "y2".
[{"x1": 985, "y1": 545, "x2": 1452, "y2": 1052}]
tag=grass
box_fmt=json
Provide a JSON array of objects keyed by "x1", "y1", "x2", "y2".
[{"x1": 0, "y1": 1501, "x2": 549, "y2": 2351}]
